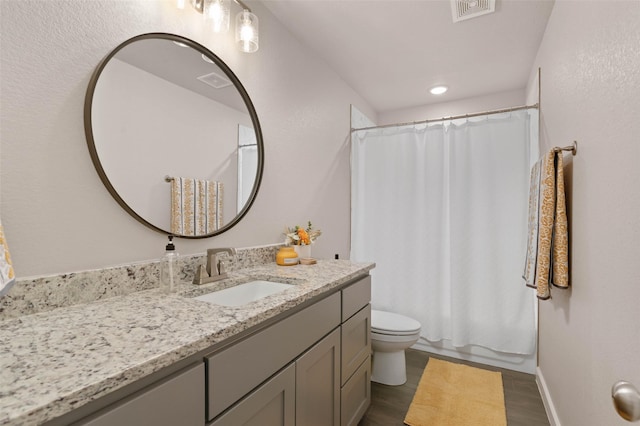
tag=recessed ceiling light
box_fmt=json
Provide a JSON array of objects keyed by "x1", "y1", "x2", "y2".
[{"x1": 430, "y1": 86, "x2": 448, "y2": 95}]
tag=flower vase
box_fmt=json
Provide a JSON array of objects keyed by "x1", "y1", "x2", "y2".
[{"x1": 294, "y1": 244, "x2": 311, "y2": 259}]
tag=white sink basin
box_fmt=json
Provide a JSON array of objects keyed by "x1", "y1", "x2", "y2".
[{"x1": 194, "y1": 280, "x2": 294, "y2": 307}]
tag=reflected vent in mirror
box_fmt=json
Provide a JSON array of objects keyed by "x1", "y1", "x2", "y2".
[
  {"x1": 451, "y1": 0, "x2": 495, "y2": 23},
  {"x1": 197, "y1": 71, "x2": 232, "y2": 89}
]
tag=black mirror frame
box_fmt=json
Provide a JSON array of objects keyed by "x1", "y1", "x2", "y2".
[{"x1": 84, "y1": 33, "x2": 264, "y2": 239}]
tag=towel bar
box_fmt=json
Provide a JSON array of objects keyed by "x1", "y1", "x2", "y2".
[{"x1": 554, "y1": 141, "x2": 577, "y2": 156}]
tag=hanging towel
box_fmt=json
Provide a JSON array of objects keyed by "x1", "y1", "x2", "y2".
[
  {"x1": 170, "y1": 177, "x2": 223, "y2": 236},
  {"x1": 0, "y1": 219, "x2": 16, "y2": 297},
  {"x1": 523, "y1": 150, "x2": 569, "y2": 299}
]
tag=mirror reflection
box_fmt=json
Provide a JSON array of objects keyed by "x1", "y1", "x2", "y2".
[
  {"x1": 237, "y1": 124, "x2": 258, "y2": 211},
  {"x1": 85, "y1": 33, "x2": 263, "y2": 238}
]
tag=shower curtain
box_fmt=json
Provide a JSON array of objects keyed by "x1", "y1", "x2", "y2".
[{"x1": 351, "y1": 110, "x2": 537, "y2": 355}]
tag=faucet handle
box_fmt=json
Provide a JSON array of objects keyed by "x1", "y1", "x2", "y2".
[
  {"x1": 218, "y1": 260, "x2": 228, "y2": 275},
  {"x1": 193, "y1": 265, "x2": 208, "y2": 285}
]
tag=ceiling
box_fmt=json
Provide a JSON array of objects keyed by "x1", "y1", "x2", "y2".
[
  {"x1": 262, "y1": 0, "x2": 555, "y2": 114},
  {"x1": 116, "y1": 37, "x2": 249, "y2": 113}
]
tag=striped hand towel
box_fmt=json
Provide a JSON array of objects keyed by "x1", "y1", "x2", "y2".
[
  {"x1": 170, "y1": 177, "x2": 223, "y2": 237},
  {"x1": 523, "y1": 150, "x2": 569, "y2": 299}
]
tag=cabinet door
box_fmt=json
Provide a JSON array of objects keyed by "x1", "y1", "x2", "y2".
[
  {"x1": 341, "y1": 357, "x2": 371, "y2": 426},
  {"x1": 78, "y1": 363, "x2": 204, "y2": 426},
  {"x1": 295, "y1": 328, "x2": 341, "y2": 426},
  {"x1": 211, "y1": 363, "x2": 295, "y2": 426},
  {"x1": 341, "y1": 304, "x2": 371, "y2": 386}
]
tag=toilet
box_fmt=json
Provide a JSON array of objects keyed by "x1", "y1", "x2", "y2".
[{"x1": 370, "y1": 309, "x2": 421, "y2": 386}]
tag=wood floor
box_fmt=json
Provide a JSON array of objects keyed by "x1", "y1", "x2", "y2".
[{"x1": 359, "y1": 349, "x2": 550, "y2": 426}]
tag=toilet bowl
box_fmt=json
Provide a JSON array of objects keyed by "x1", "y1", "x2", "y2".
[{"x1": 370, "y1": 309, "x2": 421, "y2": 386}]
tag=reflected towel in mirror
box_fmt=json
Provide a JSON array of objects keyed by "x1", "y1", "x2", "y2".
[
  {"x1": 171, "y1": 177, "x2": 223, "y2": 236},
  {"x1": 0, "y1": 219, "x2": 16, "y2": 297}
]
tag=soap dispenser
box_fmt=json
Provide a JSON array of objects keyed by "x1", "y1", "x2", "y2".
[{"x1": 160, "y1": 235, "x2": 180, "y2": 294}]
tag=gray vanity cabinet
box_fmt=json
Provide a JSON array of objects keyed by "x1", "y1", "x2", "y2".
[
  {"x1": 205, "y1": 292, "x2": 341, "y2": 421},
  {"x1": 212, "y1": 329, "x2": 341, "y2": 426},
  {"x1": 206, "y1": 275, "x2": 371, "y2": 426},
  {"x1": 75, "y1": 363, "x2": 205, "y2": 426}
]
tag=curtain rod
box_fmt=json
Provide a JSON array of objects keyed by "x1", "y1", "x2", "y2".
[{"x1": 351, "y1": 103, "x2": 539, "y2": 132}]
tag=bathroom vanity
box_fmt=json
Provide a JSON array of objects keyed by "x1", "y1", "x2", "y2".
[{"x1": 0, "y1": 260, "x2": 374, "y2": 426}]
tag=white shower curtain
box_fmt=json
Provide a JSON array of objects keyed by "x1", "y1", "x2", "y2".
[{"x1": 351, "y1": 110, "x2": 536, "y2": 355}]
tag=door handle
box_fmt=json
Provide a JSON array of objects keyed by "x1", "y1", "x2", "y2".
[{"x1": 612, "y1": 381, "x2": 640, "y2": 422}]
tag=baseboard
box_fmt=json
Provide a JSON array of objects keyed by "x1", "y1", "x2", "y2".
[{"x1": 536, "y1": 366, "x2": 561, "y2": 426}]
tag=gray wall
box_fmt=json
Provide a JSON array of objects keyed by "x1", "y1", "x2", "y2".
[{"x1": 525, "y1": 1, "x2": 640, "y2": 424}]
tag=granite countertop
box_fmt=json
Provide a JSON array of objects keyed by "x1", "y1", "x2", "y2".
[{"x1": 0, "y1": 260, "x2": 375, "y2": 425}]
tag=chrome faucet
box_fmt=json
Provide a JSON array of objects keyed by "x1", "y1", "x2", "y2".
[{"x1": 193, "y1": 247, "x2": 237, "y2": 285}]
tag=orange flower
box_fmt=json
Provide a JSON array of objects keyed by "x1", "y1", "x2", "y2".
[
  {"x1": 297, "y1": 228, "x2": 310, "y2": 245},
  {"x1": 284, "y1": 221, "x2": 321, "y2": 246}
]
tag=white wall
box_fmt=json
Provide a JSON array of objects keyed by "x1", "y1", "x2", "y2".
[
  {"x1": 0, "y1": 0, "x2": 376, "y2": 278},
  {"x1": 378, "y1": 88, "x2": 525, "y2": 126},
  {"x1": 526, "y1": 1, "x2": 640, "y2": 425}
]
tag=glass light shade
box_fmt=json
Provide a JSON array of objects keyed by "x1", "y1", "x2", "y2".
[
  {"x1": 190, "y1": 0, "x2": 204, "y2": 13},
  {"x1": 235, "y1": 9, "x2": 259, "y2": 53},
  {"x1": 204, "y1": 0, "x2": 230, "y2": 33}
]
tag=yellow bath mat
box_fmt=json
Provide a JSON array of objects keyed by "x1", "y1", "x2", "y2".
[{"x1": 404, "y1": 358, "x2": 507, "y2": 426}]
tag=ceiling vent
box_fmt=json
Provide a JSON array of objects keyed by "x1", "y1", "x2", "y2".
[
  {"x1": 197, "y1": 71, "x2": 232, "y2": 89},
  {"x1": 451, "y1": 0, "x2": 495, "y2": 23}
]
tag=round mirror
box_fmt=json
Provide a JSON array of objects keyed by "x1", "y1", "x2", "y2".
[{"x1": 84, "y1": 33, "x2": 264, "y2": 238}]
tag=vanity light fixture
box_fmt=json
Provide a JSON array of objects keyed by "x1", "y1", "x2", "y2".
[
  {"x1": 179, "y1": 0, "x2": 259, "y2": 52},
  {"x1": 204, "y1": 0, "x2": 230, "y2": 34},
  {"x1": 430, "y1": 85, "x2": 449, "y2": 95},
  {"x1": 236, "y1": 9, "x2": 259, "y2": 53}
]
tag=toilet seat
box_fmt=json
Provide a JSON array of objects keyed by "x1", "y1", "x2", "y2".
[{"x1": 371, "y1": 310, "x2": 421, "y2": 336}]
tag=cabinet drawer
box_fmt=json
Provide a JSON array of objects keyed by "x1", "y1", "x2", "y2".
[
  {"x1": 78, "y1": 363, "x2": 205, "y2": 426},
  {"x1": 341, "y1": 304, "x2": 371, "y2": 386},
  {"x1": 206, "y1": 292, "x2": 341, "y2": 420},
  {"x1": 340, "y1": 356, "x2": 371, "y2": 426},
  {"x1": 341, "y1": 275, "x2": 371, "y2": 322}
]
